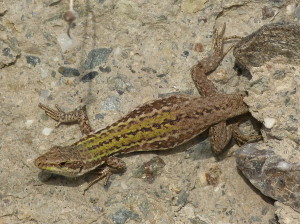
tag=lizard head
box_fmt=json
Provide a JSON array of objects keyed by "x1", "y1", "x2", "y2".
[{"x1": 34, "y1": 145, "x2": 86, "y2": 177}]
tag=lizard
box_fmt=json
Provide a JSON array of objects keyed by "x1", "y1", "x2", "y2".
[{"x1": 34, "y1": 24, "x2": 260, "y2": 191}]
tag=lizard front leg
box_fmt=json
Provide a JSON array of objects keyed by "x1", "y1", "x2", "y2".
[
  {"x1": 39, "y1": 103, "x2": 93, "y2": 135},
  {"x1": 83, "y1": 156, "x2": 126, "y2": 194}
]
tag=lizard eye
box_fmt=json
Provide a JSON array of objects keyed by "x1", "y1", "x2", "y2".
[{"x1": 59, "y1": 162, "x2": 67, "y2": 167}]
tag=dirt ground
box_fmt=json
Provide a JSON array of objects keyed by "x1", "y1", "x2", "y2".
[{"x1": 1, "y1": 0, "x2": 299, "y2": 223}]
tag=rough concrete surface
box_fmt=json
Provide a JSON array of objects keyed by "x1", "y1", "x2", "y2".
[{"x1": 0, "y1": 0, "x2": 299, "y2": 223}]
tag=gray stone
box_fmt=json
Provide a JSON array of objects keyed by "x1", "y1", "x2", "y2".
[
  {"x1": 101, "y1": 95, "x2": 120, "y2": 111},
  {"x1": 81, "y1": 71, "x2": 99, "y2": 82},
  {"x1": 177, "y1": 190, "x2": 189, "y2": 206},
  {"x1": 107, "y1": 74, "x2": 133, "y2": 95},
  {"x1": 275, "y1": 202, "x2": 300, "y2": 224},
  {"x1": 234, "y1": 22, "x2": 300, "y2": 69},
  {"x1": 39, "y1": 89, "x2": 51, "y2": 101},
  {"x1": 236, "y1": 143, "x2": 300, "y2": 213},
  {"x1": 0, "y1": 27, "x2": 20, "y2": 68},
  {"x1": 58, "y1": 66, "x2": 80, "y2": 77},
  {"x1": 293, "y1": 6, "x2": 300, "y2": 20},
  {"x1": 111, "y1": 208, "x2": 139, "y2": 224},
  {"x1": 25, "y1": 55, "x2": 41, "y2": 67},
  {"x1": 99, "y1": 66, "x2": 111, "y2": 73},
  {"x1": 262, "y1": 6, "x2": 275, "y2": 20},
  {"x1": 95, "y1": 113, "x2": 105, "y2": 120},
  {"x1": 83, "y1": 48, "x2": 112, "y2": 70}
]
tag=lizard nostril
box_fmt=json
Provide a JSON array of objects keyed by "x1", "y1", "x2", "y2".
[{"x1": 34, "y1": 158, "x2": 41, "y2": 167}]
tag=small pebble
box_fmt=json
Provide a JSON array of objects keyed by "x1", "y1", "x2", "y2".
[
  {"x1": 58, "y1": 66, "x2": 80, "y2": 77},
  {"x1": 263, "y1": 117, "x2": 276, "y2": 129},
  {"x1": 81, "y1": 71, "x2": 99, "y2": 82},
  {"x1": 120, "y1": 181, "x2": 129, "y2": 190},
  {"x1": 276, "y1": 161, "x2": 294, "y2": 171},
  {"x1": 293, "y1": 6, "x2": 300, "y2": 19},
  {"x1": 194, "y1": 43, "x2": 204, "y2": 52},
  {"x1": 2, "y1": 47, "x2": 11, "y2": 56},
  {"x1": 114, "y1": 47, "x2": 121, "y2": 55},
  {"x1": 176, "y1": 191, "x2": 189, "y2": 206},
  {"x1": 57, "y1": 33, "x2": 73, "y2": 52},
  {"x1": 42, "y1": 127, "x2": 53, "y2": 136},
  {"x1": 101, "y1": 96, "x2": 120, "y2": 111},
  {"x1": 182, "y1": 50, "x2": 189, "y2": 57},
  {"x1": 107, "y1": 75, "x2": 132, "y2": 95},
  {"x1": 83, "y1": 48, "x2": 112, "y2": 70},
  {"x1": 39, "y1": 89, "x2": 51, "y2": 101},
  {"x1": 40, "y1": 67, "x2": 49, "y2": 78},
  {"x1": 111, "y1": 208, "x2": 140, "y2": 224},
  {"x1": 99, "y1": 66, "x2": 111, "y2": 73},
  {"x1": 198, "y1": 171, "x2": 208, "y2": 186},
  {"x1": 286, "y1": 4, "x2": 296, "y2": 16},
  {"x1": 95, "y1": 113, "x2": 105, "y2": 120},
  {"x1": 25, "y1": 120, "x2": 34, "y2": 127},
  {"x1": 262, "y1": 6, "x2": 275, "y2": 19},
  {"x1": 25, "y1": 55, "x2": 41, "y2": 67}
]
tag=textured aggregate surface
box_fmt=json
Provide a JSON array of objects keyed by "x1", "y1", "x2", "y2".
[{"x1": 1, "y1": 0, "x2": 299, "y2": 223}]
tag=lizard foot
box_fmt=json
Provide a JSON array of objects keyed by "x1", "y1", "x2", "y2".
[{"x1": 232, "y1": 122, "x2": 263, "y2": 146}]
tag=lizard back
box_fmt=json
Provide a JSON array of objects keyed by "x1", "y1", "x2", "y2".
[{"x1": 75, "y1": 94, "x2": 248, "y2": 161}]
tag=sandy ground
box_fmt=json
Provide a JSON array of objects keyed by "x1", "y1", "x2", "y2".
[{"x1": 1, "y1": 0, "x2": 297, "y2": 223}]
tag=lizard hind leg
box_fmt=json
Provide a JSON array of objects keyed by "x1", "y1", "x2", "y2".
[
  {"x1": 194, "y1": 23, "x2": 241, "y2": 78},
  {"x1": 210, "y1": 122, "x2": 233, "y2": 155},
  {"x1": 210, "y1": 121, "x2": 262, "y2": 156}
]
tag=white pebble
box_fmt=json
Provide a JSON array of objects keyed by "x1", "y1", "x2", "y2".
[
  {"x1": 286, "y1": 4, "x2": 296, "y2": 16},
  {"x1": 114, "y1": 47, "x2": 121, "y2": 55},
  {"x1": 263, "y1": 117, "x2": 276, "y2": 129},
  {"x1": 198, "y1": 172, "x2": 208, "y2": 186},
  {"x1": 42, "y1": 127, "x2": 53, "y2": 136},
  {"x1": 25, "y1": 120, "x2": 34, "y2": 127},
  {"x1": 40, "y1": 67, "x2": 48, "y2": 78},
  {"x1": 276, "y1": 161, "x2": 292, "y2": 171},
  {"x1": 57, "y1": 33, "x2": 73, "y2": 52},
  {"x1": 120, "y1": 181, "x2": 129, "y2": 190},
  {"x1": 51, "y1": 81, "x2": 57, "y2": 88}
]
